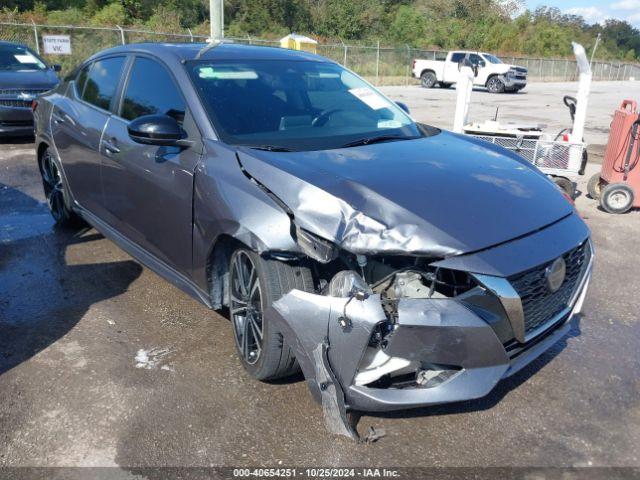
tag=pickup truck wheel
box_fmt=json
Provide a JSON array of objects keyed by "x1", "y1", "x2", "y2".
[
  {"x1": 486, "y1": 76, "x2": 505, "y2": 93},
  {"x1": 420, "y1": 71, "x2": 437, "y2": 88},
  {"x1": 229, "y1": 249, "x2": 314, "y2": 381}
]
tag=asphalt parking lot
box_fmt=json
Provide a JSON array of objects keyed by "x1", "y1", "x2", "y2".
[{"x1": 1, "y1": 81, "x2": 639, "y2": 471}]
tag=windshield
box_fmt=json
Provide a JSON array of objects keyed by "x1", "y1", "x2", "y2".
[
  {"x1": 187, "y1": 59, "x2": 423, "y2": 151},
  {"x1": 482, "y1": 54, "x2": 503, "y2": 64},
  {"x1": 0, "y1": 44, "x2": 47, "y2": 71}
]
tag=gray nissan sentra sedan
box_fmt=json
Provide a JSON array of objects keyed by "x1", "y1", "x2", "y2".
[{"x1": 33, "y1": 42, "x2": 593, "y2": 439}]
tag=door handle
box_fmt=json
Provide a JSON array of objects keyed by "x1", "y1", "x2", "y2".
[
  {"x1": 52, "y1": 112, "x2": 65, "y2": 124},
  {"x1": 102, "y1": 139, "x2": 121, "y2": 155}
]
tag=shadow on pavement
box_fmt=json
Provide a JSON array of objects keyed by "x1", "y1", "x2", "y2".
[{"x1": 0, "y1": 183, "x2": 142, "y2": 377}]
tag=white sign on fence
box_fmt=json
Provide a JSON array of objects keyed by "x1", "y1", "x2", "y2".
[{"x1": 42, "y1": 35, "x2": 72, "y2": 55}]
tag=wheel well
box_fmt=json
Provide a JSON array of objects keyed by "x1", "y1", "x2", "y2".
[
  {"x1": 36, "y1": 142, "x2": 49, "y2": 172},
  {"x1": 485, "y1": 74, "x2": 500, "y2": 86},
  {"x1": 206, "y1": 234, "x2": 245, "y2": 310}
]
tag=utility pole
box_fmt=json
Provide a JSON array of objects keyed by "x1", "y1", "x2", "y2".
[
  {"x1": 209, "y1": 0, "x2": 223, "y2": 41},
  {"x1": 589, "y1": 33, "x2": 601, "y2": 68}
]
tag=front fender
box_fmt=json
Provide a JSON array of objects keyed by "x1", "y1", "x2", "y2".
[{"x1": 191, "y1": 141, "x2": 300, "y2": 292}]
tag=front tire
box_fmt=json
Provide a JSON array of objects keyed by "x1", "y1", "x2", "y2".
[
  {"x1": 486, "y1": 76, "x2": 505, "y2": 93},
  {"x1": 600, "y1": 183, "x2": 634, "y2": 214},
  {"x1": 39, "y1": 148, "x2": 83, "y2": 228},
  {"x1": 229, "y1": 249, "x2": 314, "y2": 380},
  {"x1": 420, "y1": 71, "x2": 437, "y2": 88}
]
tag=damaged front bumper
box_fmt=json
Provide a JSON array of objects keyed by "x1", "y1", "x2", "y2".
[{"x1": 265, "y1": 248, "x2": 592, "y2": 438}]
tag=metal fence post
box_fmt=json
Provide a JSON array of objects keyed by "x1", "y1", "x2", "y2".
[
  {"x1": 187, "y1": 28, "x2": 194, "y2": 42},
  {"x1": 375, "y1": 40, "x2": 380, "y2": 85},
  {"x1": 116, "y1": 25, "x2": 126, "y2": 45},
  {"x1": 31, "y1": 20, "x2": 40, "y2": 54},
  {"x1": 247, "y1": 34, "x2": 252, "y2": 45},
  {"x1": 343, "y1": 43, "x2": 347, "y2": 68},
  {"x1": 623, "y1": 64, "x2": 628, "y2": 81},
  {"x1": 405, "y1": 45, "x2": 410, "y2": 86}
]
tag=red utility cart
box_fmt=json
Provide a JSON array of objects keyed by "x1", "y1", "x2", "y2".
[{"x1": 588, "y1": 100, "x2": 640, "y2": 213}]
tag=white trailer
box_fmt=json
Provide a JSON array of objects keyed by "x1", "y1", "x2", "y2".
[{"x1": 455, "y1": 43, "x2": 591, "y2": 198}]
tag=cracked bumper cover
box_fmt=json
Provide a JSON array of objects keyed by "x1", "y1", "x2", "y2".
[{"x1": 266, "y1": 263, "x2": 591, "y2": 415}]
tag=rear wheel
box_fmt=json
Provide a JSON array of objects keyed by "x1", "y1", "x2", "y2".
[
  {"x1": 486, "y1": 76, "x2": 505, "y2": 93},
  {"x1": 39, "y1": 148, "x2": 83, "y2": 228},
  {"x1": 420, "y1": 71, "x2": 437, "y2": 88},
  {"x1": 229, "y1": 249, "x2": 314, "y2": 380},
  {"x1": 587, "y1": 173, "x2": 602, "y2": 200},
  {"x1": 600, "y1": 183, "x2": 634, "y2": 214}
]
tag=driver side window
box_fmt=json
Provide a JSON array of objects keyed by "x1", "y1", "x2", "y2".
[{"x1": 120, "y1": 57, "x2": 186, "y2": 124}]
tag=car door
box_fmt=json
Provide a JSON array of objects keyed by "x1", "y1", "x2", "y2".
[
  {"x1": 443, "y1": 52, "x2": 465, "y2": 83},
  {"x1": 100, "y1": 55, "x2": 200, "y2": 276},
  {"x1": 469, "y1": 53, "x2": 488, "y2": 85},
  {"x1": 50, "y1": 56, "x2": 126, "y2": 218}
]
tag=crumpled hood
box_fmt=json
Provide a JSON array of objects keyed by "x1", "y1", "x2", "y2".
[
  {"x1": 0, "y1": 69, "x2": 58, "y2": 90},
  {"x1": 237, "y1": 131, "x2": 572, "y2": 257}
]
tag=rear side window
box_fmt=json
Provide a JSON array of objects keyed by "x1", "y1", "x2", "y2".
[
  {"x1": 121, "y1": 57, "x2": 185, "y2": 124},
  {"x1": 82, "y1": 56, "x2": 125, "y2": 110},
  {"x1": 450, "y1": 52, "x2": 465, "y2": 63}
]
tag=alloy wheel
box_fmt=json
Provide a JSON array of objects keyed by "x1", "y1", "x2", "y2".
[
  {"x1": 487, "y1": 77, "x2": 503, "y2": 93},
  {"x1": 41, "y1": 151, "x2": 65, "y2": 221},
  {"x1": 230, "y1": 251, "x2": 264, "y2": 365}
]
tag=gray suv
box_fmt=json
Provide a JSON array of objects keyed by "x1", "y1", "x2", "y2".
[{"x1": 33, "y1": 43, "x2": 593, "y2": 440}]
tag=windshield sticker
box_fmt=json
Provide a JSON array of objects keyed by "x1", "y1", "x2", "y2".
[
  {"x1": 197, "y1": 66, "x2": 258, "y2": 80},
  {"x1": 348, "y1": 87, "x2": 389, "y2": 110},
  {"x1": 377, "y1": 120, "x2": 403, "y2": 129},
  {"x1": 14, "y1": 54, "x2": 40, "y2": 64}
]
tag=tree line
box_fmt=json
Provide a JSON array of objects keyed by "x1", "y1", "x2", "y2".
[{"x1": 2, "y1": 0, "x2": 640, "y2": 61}]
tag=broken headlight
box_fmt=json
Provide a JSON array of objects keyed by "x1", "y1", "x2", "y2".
[
  {"x1": 293, "y1": 225, "x2": 338, "y2": 263},
  {"x1": 327, "y1": 270, "x2": 372, "y2": 298}
]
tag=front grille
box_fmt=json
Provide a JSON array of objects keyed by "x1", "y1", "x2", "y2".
[
  {"x1": 509, "y1": 241, "x2": 590, "y2": 335},
  {"x1": 0, "y1": 89, "x2": 48, "y2": 109},
  {"x1": 0, "y1": 88, "x2": 48, "y2": 96},
  {"x1": 0, "y1": 99, "x2": 31, "y2": 108}
]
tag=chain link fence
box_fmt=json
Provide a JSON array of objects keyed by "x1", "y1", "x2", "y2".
[{"x1": 2, "y1": 21, "x2": 640, "y2": 85}]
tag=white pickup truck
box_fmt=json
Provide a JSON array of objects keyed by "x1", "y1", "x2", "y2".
[{"x1": 412, "y1": 51, "x2": 528, "y2": 93}]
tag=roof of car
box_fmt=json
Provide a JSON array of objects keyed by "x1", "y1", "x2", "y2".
[
  {"x1": 0, "y1": 40, "x2": 27, "y2": 47},
  {"x1": 88, "y1": 42, "x2": 329, "y2": 64}
]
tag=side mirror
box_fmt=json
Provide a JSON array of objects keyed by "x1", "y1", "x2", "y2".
[
  {"x1": 51, "y1": 64, "x2": 62, "y2": 72},
  {"x1": 128, "y1": 114, "x2": 185, "y2": 146},
  {"x1": 395, "y1": 101, "x2": 410, "y2": 114}
]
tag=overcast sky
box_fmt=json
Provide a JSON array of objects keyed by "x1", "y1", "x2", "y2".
[{"x1": 525, "y1": 0, "x2": 640, "y2": 27}]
